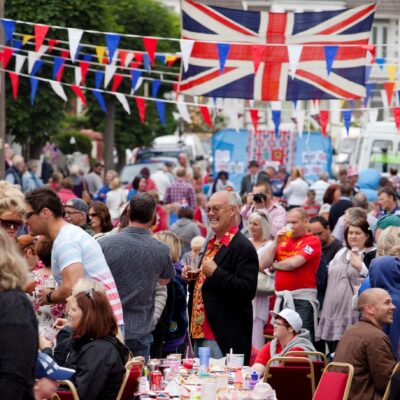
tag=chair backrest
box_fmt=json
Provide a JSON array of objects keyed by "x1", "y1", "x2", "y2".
[
  {"x1": 312, "y1": 362, "x2": 354, "y2": 400},
  {"x1": 286, "y1": 351, "x2": 328, "y2": 385},
  {"x1": 56, "y1": 380, "x2": 80, "y2": 400},
  {"x1": 116, "y1": 359, "x2": 143, "y2": 400},
  {"x1": 264, "y1": 356, "x2": 316, "y2": 400},
  {"x1": 382, "y1": 362, "x2": 400, "y2": 400}
]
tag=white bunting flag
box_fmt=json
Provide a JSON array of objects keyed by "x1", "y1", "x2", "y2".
[
  {"x1": 68, "y1": 28, "x2": 84, "y2": 62},
  {"x1": 15, "y1": 55, "x2": 26, "y2": 74},
  {"x1": 37, "y1": 45, "x2": 48, "y2": 58},
  {"x1": 28, "y1": 51, "x2": 40, "y2": 74},
  {"x1": 225, "y1": 99, "x2": 240, "y2": 132},
  {"x1": 115, "y1": 93, "x2": 131, "y2": 114},
  {"x1": 74, "y1": 66, "x2": 82, "y2": 86},
  {"x1": 381, "y1": 89, "x2": 389, "y2": 109},
  {"x1": 295, "y1": 110, "x2": 306, "y2": 138},
  {"x1": 104, "y1": 65, "x2": 117, "y2": 88},
  {"x1": 368, "y1": 108, "x2": 378, "y2": 124},
  {"x1": 287, "y1": 45, "x2": 303, "y2": 79},
  {"x1": 180, "y1": 39, "x2": 195, "y2": 72},
  {"x1": 124, "y1": 52, "x2": 134, "y2": 67},
  {"x1": 50, "y1": 81, "x2": 67, "y2": 102},
  {"x1": 177, "y1": 95, "x2": 191, "y2": 123},
  {"x1": 131, "y1": 77, "x2": 143, "y2": 94}
]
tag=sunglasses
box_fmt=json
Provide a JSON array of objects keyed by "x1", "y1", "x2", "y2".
[
  {"x1": 0, "y1": 219, "x2": 23, "y2": 230},
  {"x1": 25, "y1": 209, "x2": 43, "y2": 219},
  {"x1": 89, "y1": 213, "x2": 98, "y2": 218}
]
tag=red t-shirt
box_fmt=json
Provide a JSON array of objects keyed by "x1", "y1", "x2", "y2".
[
  {"x1": 274, "y1": 233, "x2": 321, "y2": 291},
  {"x1": 254, "y1": 340, "x2": 304, "y2": 366}
]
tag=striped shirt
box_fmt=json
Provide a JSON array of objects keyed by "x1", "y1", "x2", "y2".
[{"x1": 51, "y1": 223, "x2": 124, "y2": 325}]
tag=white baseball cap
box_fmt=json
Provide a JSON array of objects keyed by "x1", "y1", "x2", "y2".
[{"x1": 270, "y1": 308, "x2": 303, "y2": 333}]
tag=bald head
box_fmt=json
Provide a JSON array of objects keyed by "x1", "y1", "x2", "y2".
[{"x1": 358, "y1": 288, "x2": 389, "y2": 310}]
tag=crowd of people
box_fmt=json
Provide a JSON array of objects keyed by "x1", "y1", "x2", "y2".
[{"x1": 2, "y1": 154, "x2": 400, "y2": 400}]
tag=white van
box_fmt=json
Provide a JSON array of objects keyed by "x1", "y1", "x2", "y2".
[{"x1": 333, "y1": 122, "x2": 400, "y2": 174}]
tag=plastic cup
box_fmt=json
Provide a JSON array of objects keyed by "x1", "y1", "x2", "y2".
[
  {"x1": 185, "y1": 254, "x2": 200, "y2": 280},
  {"x1": 198, "y1": 347, "x2": 211, "y2": 368}
]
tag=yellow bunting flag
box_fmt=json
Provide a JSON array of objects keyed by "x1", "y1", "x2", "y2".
[
  {"x1": 165, "y1": 55, "x2": 178, "y2": 63},
  {"x1": 95, "y1": 46, "x2": 106, "y2": 64},
  {"x1": 23, "y1": 34, "x2": 35, "y2": 45},
  {"x1": 339, "y1": 99, "x2": 345, "y2": 109},
  {"x1": 387, "y1": 65, "x2": 397, "y2": 82}
]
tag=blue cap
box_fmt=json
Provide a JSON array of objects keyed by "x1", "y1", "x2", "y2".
[{"x1": 36, "y1": 352, "x2": 75, "y2": 380}]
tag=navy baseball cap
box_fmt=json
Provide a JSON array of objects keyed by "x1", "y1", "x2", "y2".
[{"x1": 36, "y1": 352, "x2": 75, "y2": 380}]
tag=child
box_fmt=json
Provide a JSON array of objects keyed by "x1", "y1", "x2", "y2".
[{"x1": 303, "y1": 189, "x2": 320, "y2": 218}]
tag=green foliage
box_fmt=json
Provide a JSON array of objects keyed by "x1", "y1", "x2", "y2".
[{"x1": 54, "y1": 131, "x2": 92, "y2": 155}]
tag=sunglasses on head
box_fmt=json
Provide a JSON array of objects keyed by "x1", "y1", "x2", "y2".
[{"x1": 0, "y1": 219, "x2": 23, "y2": 230}]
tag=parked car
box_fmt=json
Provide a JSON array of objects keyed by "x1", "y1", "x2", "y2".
[{"x1": 120, "y1": 160, "x2": 176, "y2": 186}]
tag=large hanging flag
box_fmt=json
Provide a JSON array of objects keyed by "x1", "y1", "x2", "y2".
[{"x1": 180, "y1": 0, "x2": 376, "y2": 100}]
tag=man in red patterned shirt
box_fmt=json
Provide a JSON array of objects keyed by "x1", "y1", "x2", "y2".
[
  {"x1": 163, "y1": 167, "x2": 197, "y2": 208},
  {"x1": 182, "y1": 191, "x2": 258, "y2": 363}
]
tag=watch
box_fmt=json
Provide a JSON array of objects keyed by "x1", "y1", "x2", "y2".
[{"x1": 46, "y1": 291, "x2": 53, "y2": 304}]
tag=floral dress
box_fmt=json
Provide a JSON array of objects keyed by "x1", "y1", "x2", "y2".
[{"x1": 29, "y1": 267, "x2": 66, "y2": 341}]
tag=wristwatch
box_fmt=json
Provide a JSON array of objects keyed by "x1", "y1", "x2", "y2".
[{"x1": 46, "y1": 291, "x2": 53, "y2": 304}]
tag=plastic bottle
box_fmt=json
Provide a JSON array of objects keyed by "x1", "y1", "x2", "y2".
[{"x1": 250, "y1": 371, "x2": 259, "y2": 390}]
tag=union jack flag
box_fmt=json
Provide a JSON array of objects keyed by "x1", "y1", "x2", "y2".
[{"x1": 179, "y1": 0, "x2": 376, "y2": 100}]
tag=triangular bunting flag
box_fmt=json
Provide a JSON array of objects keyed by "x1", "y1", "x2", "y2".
[
  {"x1": 217, "y1": 43, "x2": 230, "y2": 73},
  {"x1": 225, "y1": 99, "x2": 240, "y2": 132},
  {"x1": 60, "y1": 50, "x2": 70, "y2": 59},
  {"x1": 251, "y1": 45, "x2": 266, "y2": 74},
  {"x1": 34, "y1": 24, "x2": 49, "y2": 52},
  {"x1": 249, "y1": 109, "x2": 258, "y2": 132},
  {"x1": 95, "y1": 46, "x2": 106, "y2": 64},
  {"x1": 393, "y1": 107, "x2": 400, "y2": 133},
  {"x1": 115, "y1": 93, "x2": 131, "y2": 114},
  {"x1": 295, "y1": 110, "x2": 305, "y2": 137},
  {"x1": 324, "y1": 45, "x2": 339, "y2": 76},
  {"x1": 2, "y1": 19, "x2": 15, "y2": 44},
  {"x1": 156, "y1": 54, "x2": 165, "y2": 64},
  {"x1": 152, "y1": 79, "x2": 161, "y2": 98},
  {"x1": 381, "y1": 89, "x2": 389, "y2": 109},
  {"x1": 53, "y1": 56, "x2": 65, "y2": 81},
  {"x1": 12, "y1": 40, "x2": 23, "y2": 52},
  {"x1": 143, "y1": 54, "x2": 151, "y2": 71},
  {"x1": 37, "y1": 45, "x2": 48, "y2": 58},
  {"x1": 135, "y1": 97, "x2": 146, "y2": 123},
  {"x1": 79, "y1": 61, "x2": 90, "y2": 85},
  {"x1": 104, "y1": 65, "x2": 117, "y2": 88},
  {"x1": 387, "y1": 65, "x2": 397, "y2": 82},
  {"x1": 142, "y1": 37, "x2": 158, "y2": 65},
  {"x1": 272, "y1": 110, "x2": 281, "y2": 136},
  {"x1": 384, "y1": 81, "x2": 395, "y2": 105},
  {"x1": 70, "y1": 85, "x2": 86, "y2": 105},
  {"x1": 180, "y1": 39, "x2": 194, "y2": 72},
  {"x1": 74, "y1": 67, "x2": 82, "y2": 86},
  {"x1": 22, "y1": 34, "x2": 34, "y2": 45},
  {"x1": 68, "y1": 28, "x2": 83, "y2": 62},
  {"x1": 118, "y1": 50, "x2": 128, "y2": 67},
  {"x1": 95, "y1": 70, "x2": 104, "y2": 89},
  {"x1": 342, "y1": 109, "x2": 352, "y2": 135},
  {"x1": 365, "y1": 65, "x2": 372, "y2": 83},
  {"x1": 31, "y1": 60, "x2": 43, "y2": 77},
  {"x1": 14, "y1": 55, "x2": 26, "y2": 75},
  {"x1": 364, "y1": 82, "x2": 375, "y2": 106},
  {"x1": 199, "y1": 105, "x2": 212, "y2": 128},
  {"x1": 368, "y1": 109, "x2": 378, "y2": 124},
  {"x1": 105, "y1": 33, "x2": 121, "y2": 64},
  {"x1": 156, "y1": 101, "x2": 166, "y2": 127},
  {"x1": 177, "y1": 96, "x2": 191, "y2": 123},
  {"x1": 132, "y1": 52, "x2": 143, "y2": 68},
  {"x1": 376, "y1": 58, "x2": 385, "y2": 70},
  {"x1": 48, "y1": 39, "x2": 59, "y2": 53},
  {"x1": 361, "y1": 44, "x2": 375, "y2": 64},
  {"x1": 287, "y1": 45, "x2": 303, "y2": 79},
  {"x1": 320, "y1": 110, "x2": 329, "y2": 135},
  {"x1": 111, "y1": 74, "x2": 124, "y2": 92},
  {"x1": 50, "y1": 81, "x2": 67, "y2": 101},
  {"x1": 9, "y1": 72, "x2": 19, "y2": 99},
  {"x1": 92, "y1": 90, "x2": 107, "y2": 113},
  {"x1": 30, "y1": 77, "x2": 39, "y2": 105},
  {"x1": 130, "y1": 70, "x2": 142, "y2": 93},
  {"x1": 3, "y1": 47, "x2": 14, "y2": 70},
  {"x1": 27, "y1": 51, "x2": 39, "y2": 74}
]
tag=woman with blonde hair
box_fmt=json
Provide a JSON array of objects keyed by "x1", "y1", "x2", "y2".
[
  {"x1": 283, "y1": 167, "x2": 309, "y2": 209},
  {"x1": 0, "y1": 228, "x2": 39, "y2": 398},
  {"x1": 106, "y1": 176, "x2": 127, "y2": 224},
  {"x1": 0, "y1": 181, "x2": 26, "y2": 239}
]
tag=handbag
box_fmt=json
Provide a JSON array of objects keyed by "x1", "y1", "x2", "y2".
[{"x1": 256, "y1": 271, "x2": 275, "y2": 296}]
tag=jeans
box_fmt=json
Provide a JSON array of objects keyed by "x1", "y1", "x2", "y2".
[
  {"x1": 193, "y1": 339, "x2": 224, "y2": 359},
  {"x1": 125, "y1": 334, "x2": 153, "y2": 362},
  {"x1": 294, "y1": 299, "x2": 315, "y2": 343}
]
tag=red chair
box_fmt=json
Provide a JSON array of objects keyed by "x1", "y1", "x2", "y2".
[
  {"x1": 264, "y1": 356, "x2": 316, "y2": 400},
  {"x1": 116, "y1": 358, "x2": 143, "y2": 400},
  {"x1": 312, "y1": 362, "x2": 354, "y2": 400},
  {"x1": 286, "y1": 351, "x2": 328, "y2": 385}
]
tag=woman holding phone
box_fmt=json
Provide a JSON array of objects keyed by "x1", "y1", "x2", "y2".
[{"x1": 316, "y1": 218, "x2": 374, "y2": 353}]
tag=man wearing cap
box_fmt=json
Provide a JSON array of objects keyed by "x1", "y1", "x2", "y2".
[
  {"x1": 347, "y1": 165, "x2": 359, "y2": 192},
  {"x1": 64, "y1": 198, "x2": 93, "y2": 235},
  {"x1": 252, "y1": 309, "x2": 316, "y2": 377},
  {"x1": 240, "y1": 160, "x2": 270, "y2": 196},
  {"x1": 377, "y1": 187, "x2": 400, "y2": 218},
  {"x1": 372, "y1": 214, "x2": 400, "y2": 242},
  {"x1": 334, "y1": 288, "x2": 396, "y2": 400}
]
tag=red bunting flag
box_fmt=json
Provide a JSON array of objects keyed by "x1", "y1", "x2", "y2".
[
  {"x1": 56, "y1": 65, "x2": 65, "y2": 82},
  {"x1": 142, "y1": 37, "x2": 158, "y2": 65},
  {"x1": 112, "y1": 74, "x2": 124, "y2": 92},
  {"x1": 9, "y1": 72, "x2": 19, "y2": 99},
  {"x1": 199, "y1": 105, "x2": 212, "y2": 128},
  {"x1": 393, "y1": 107, "x2": 400, "y2": 133},
  {"x1": 119, "y1": 50, "x2": 128, "y2": 67},
  {"x1": 0, "y1": 51, "x2": 3, "y2": 64},
  {"x1": 3, "y1": 47, "x2": 13, "y2": 70},
  {"x1": 48, "y1": 39, "x2": 59, "y2": 53},
  {"x1": 384, "y1": 82, "x2": 395, "y2": 105},
  {"x1": 60, "y1": 50, "x2": 70, "y2": 59},
  {"x1": 34, "y1": 24, "x2": 50, "y2": 52},
  {"x1": 249, "y1": 109, "x2": 259, "y2": 132},
  {"x1": 135, "y1": 98, "x2": 146, "y2": 123},
  {"x1": 252, "y1": 45, "x2": 266, "y2": 74},
  {"x1": 70, "y1": 85, "x2": 86, "y2": 105},
  {"x1": 320, "y1": 110, "x2": 329, "y2": 135},
  {"x1": 131, "y1": 52, "x2": 143, "y2": 69},
  {"x1": 79, "y1": 61, "x2": 90, "y2": 85},
  {"x1": 361, "y1": 44, "x2": 375, "y2": 64}
]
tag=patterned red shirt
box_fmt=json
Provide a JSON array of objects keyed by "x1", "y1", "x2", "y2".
[{"x1": 163, "y1": 179, "x2": 197, "y2": 208}]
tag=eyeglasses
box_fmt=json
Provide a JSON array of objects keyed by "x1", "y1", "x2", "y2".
[
  {"x1": 206, "y1": 204, "x2": 231, "y2": 214},
  {"x1": 0, "y1": 219, "x2": 23, "y2": 230},
  {"x1": 89, "y1": 213, "x2": 98, "y2": 218},
  {"x1": 273, "y1": 321, "x2": 289, "y2": 328},
  {"x1": 64, "y1": 211, "x2": 83, "y2": 216},
  {"x1": 25, "y1": 209, "x2": 42, "y2": 220}
]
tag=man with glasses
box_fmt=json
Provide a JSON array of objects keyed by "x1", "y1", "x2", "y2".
[
  {"x1": 182, "y1": 190, "x2": 259, "y2": 365},
  {"x1": 63, "y1": 198, "x2": 93, "y2": 235},
  {"x1": 24, "y1": 187, "x2": 124, "y2": 329}
]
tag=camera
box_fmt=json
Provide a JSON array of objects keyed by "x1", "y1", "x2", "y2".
[{"x1": 253, "y1": 192, "x2": 266, "y2": 204}]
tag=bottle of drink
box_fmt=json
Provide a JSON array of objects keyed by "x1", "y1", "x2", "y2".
[{"x1": 250, "y1": 371, "x2": 259, "y2": 390}]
